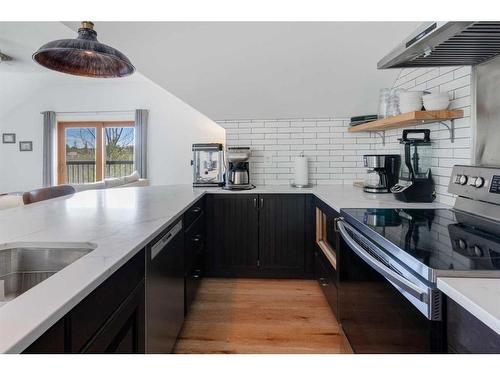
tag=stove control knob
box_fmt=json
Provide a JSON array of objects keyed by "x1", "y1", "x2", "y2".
[
  {"x1": 458, "y1": 175, "x2": 468, "y2": 185},
  {"x1": 457, "y1": 238, "x2": 467, "y2": 250},
  {"x1": 474, "y1": 177, "x2": 485, "y2": 188},
  {"x1": 473, "y1": 245, "x2": 483, "y2": 257}
]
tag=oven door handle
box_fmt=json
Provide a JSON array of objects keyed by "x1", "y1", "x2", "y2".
[{"x1": 337, "y1": 219, "x2": 428, "y2": 303}]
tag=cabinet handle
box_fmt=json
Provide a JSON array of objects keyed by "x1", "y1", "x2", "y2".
[
  {"x1": 333, "y1": 217, "x2": 340, "y2": 233},
  {"x1": 260, "y1": 198, "x2": 264, "y2": 208},
  {"x1": 318, "y1": 277, "x2": 328, "y2": 287},
  {"x1": 192, "y1": 235, "x2": 202, "y2": 242},
  {"x1": 253, "y1": 198, "x2": 257, "y2": 209},
  {"x1": 191, "y1": 206, "x2": 202, "y2": 213}
]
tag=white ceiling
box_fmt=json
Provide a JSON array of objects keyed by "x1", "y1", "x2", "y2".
[{"x1": 64, "y1": 21, "x2": 421, "y2": 120}]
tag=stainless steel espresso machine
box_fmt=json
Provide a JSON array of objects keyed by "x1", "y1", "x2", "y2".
[
  {"x1": 363, "y1": 154, "x2": 401, "y2": 193},
  {"x1": 223, "y1": 147, "x2": 254, "y2": 190}
]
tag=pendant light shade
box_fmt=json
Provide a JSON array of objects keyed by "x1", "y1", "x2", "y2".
[{"x1": 33, "y1": 22, "x2": 135, "y2": 78}]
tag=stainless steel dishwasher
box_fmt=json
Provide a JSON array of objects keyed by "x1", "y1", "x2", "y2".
[{"x1": 146, "y1": 219, "x2": 184, "y2": 353}]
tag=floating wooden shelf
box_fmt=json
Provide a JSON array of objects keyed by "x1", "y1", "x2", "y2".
[{"x1": 348, "y1": 110, "x2": 464, "y2": 133}]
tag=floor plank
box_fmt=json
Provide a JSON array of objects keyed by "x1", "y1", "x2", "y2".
[{"x1": 174, "y1": 278, "x2": 346, "y2": 354}]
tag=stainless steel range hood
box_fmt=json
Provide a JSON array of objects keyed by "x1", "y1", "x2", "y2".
[{"x1": 378, "y1": 21, "x2": 500, "y2": 69}]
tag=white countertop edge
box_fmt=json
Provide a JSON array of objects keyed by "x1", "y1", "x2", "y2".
[{"x1": 437, "y1": 277, "x2": 500, "y2": 335}]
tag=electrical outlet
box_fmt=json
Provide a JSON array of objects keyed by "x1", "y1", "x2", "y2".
[{"x1": 264, "y1": 152, "x2": 273, "y2": 165}]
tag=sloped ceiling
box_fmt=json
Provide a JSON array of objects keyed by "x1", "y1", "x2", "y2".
[{"x1": 64, "y1": 21, "x2": 421, "y2": 120}]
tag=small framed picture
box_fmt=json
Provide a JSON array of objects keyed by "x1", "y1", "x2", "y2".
[
  {"x1": 2, "y1": 133, "x2": 16, "y2": 144},
  {"x1": 19, "y1": 141, "x2": 33, "y2": 152}
]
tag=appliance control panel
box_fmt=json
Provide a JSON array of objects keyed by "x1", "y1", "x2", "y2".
[{"x1": 449, "y1": 165, "x2": 500, "y2": 205}]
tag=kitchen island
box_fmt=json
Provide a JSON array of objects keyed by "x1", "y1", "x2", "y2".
[{"x1": 1, "y1": 184, "x2": 496, "y2": 353}]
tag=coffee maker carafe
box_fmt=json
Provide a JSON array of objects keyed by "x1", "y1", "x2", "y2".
[
  {"x1": 391, "y1": 129, "x2": 435, "y2": 202},
  {"x1": 363, "y1": 154, "x2": 401, "y2": 193},
  {"x1": 224, "y1": 147, "x2": 254, "y2": 190}
]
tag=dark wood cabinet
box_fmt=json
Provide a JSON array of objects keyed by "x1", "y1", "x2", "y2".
[
  {"x1": 206, "y1": 194, "x2": 259, "y2": 276},
  {"x1": 24, "y1": 249, "x2": 146, "y2": 354},
  {"x1": 447, "y1": 298, "x2": 500, "y2": 353},
  {"x1": 71, "y1": 249, "x2": 145, "y2": 352},
  {"x1": 258, "y1": 194, "x2": 306, "y2": 277},
  {"x1": 206, "y1": 194, "x2": 308, "y2": 278},
  {"x1": 82, "y1": 281, "x2": 145, "y2": 353}
]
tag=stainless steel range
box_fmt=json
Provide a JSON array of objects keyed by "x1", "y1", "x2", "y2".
[{"x1": 336, "y1": 165, "x2": 500, "y2": 353}]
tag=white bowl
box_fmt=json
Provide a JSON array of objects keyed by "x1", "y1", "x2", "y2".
[
  {"x1": 424, "y1": 92, "x2": 450, "y2": 100},
  {"x1": 423, "y1": 97, "x2": 450, "y2": 111}
]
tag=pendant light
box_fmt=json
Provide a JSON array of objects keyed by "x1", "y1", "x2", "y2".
[{"x1": 33, "y1": 21, "x2": 135, "y2": 78}]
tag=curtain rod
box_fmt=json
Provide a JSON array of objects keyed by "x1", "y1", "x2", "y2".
[{"x1": 40, "y1": 110, "x2": 135, "y2": 115}]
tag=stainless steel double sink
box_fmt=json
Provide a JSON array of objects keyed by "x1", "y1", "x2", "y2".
[{"x1": 0, "y1": 242, "x2": 96, "y2": 305}]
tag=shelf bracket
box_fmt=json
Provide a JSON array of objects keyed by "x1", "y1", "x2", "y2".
[
  {"x1": 373, "y1": 131, "x2": 386, "y2": 146},
  {"x1": 438, "y1": 120, "x2": 455, "y2": 143}
]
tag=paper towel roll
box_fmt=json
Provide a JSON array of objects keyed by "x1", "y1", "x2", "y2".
[{"x1": 294, "y1": 155, "x2": 309, "y2": 186}]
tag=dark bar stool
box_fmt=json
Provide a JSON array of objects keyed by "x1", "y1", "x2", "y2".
[{"x1": 23, "y1": 185, "x2": 76, "y2": 205}]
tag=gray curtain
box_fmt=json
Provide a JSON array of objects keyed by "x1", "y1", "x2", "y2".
[
  {"x1": 134, "y1": 109, "x2": 149, "y2": 178},
  {"x1": 42, "y1": 111, "x2": 56, "y2": 187}
]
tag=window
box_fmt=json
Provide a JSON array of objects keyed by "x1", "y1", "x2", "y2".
[{"x1": 57, "y1": 121, "x2": 135, "y2": 184}]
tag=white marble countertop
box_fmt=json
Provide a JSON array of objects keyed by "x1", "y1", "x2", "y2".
[
  {"x1": 437, "y1": 278, "x2": 500, "y2": 335},
  {"x1": 0, "y1": 183, "x2": 449, "y2": 353}
]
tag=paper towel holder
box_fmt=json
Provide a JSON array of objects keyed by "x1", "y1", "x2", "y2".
[{"x1": 290, "y1": 153, "x2": 314, "y2": 188}]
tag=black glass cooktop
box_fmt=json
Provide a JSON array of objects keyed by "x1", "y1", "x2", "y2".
[{"x1": 341, "y1": 208, "x2": 500, "y2": 275}]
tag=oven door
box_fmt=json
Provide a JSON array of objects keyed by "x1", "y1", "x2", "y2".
[{"x1": 336, "y1": 218, "x2": 445, "y2": 353}]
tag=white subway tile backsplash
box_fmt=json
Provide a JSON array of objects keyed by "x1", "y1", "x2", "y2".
[{"x1": 218, "y1": 66, "x2": 471, "y2": 203}]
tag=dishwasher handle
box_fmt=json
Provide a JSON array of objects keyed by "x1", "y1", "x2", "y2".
[
  {"x1": 336, "y1": 218, "x2": 428, "y2": 303},
  {"x1": 150, "y1": 220, "x2": 183, "y2": 260}
]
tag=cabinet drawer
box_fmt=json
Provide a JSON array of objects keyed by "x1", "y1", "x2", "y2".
[
  {"x1": 184, "y1": 197, "x2": 204, "y2": 230},
  {"x1": 71, "y1": 249, "x2": 145, "y2": 352},
  {"x1": 315, "y1": 250, "x2": 338, "y2": 317}
]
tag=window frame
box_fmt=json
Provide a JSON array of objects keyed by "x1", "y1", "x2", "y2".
[{"x1": 57, "y1": 121, "x2": 135, "y2": 185}]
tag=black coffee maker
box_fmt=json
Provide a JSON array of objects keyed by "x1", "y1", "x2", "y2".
[{"x1": 391, "y1": 129, "x2": 435, "y2": 202}]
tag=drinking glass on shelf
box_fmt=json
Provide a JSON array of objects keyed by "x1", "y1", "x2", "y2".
[
  {"x1": 378, "y1": 88, "x2": 391, "y2": 119},
  {"x1": 386, "y1": 88, "x2": 404, "y2": 117}
]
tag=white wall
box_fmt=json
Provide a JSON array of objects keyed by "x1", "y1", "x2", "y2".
[
  {"x1": 0, "y1": 77, "x2": 225, "y2": 193},
  {"x1": 219, "y1": 66, "x2": 472, "y2": 205}
]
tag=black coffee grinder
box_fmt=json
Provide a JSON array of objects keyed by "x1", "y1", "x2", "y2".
[{"x1": 391, "y1": 129, "x2": 435, "y2": 202}]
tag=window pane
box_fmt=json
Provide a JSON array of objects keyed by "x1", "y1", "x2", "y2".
[
  {"x1": 104, "y1": 126, "x2": 135, "y2": 178},
  {"x1": 65, "y1": 128, "x2": 96, "y2": 184}
]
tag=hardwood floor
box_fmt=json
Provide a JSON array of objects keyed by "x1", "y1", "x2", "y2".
[{"x1": 174, "y1": 278, "x2": 348, "y2": 354}]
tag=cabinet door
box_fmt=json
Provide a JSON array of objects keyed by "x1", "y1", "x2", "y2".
[
  {"x1": 206, "y1": 194, "x2": 259, "y2": 276},
  {"x1": 82, "y1": 281, "x2": 145, "y2": 354},
  {"x1": 447, "y1": 299, "x2": 500, "y2": 353},
  {"x1": 258, "y1": 194, "x2": 305, "y2": 277}
]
